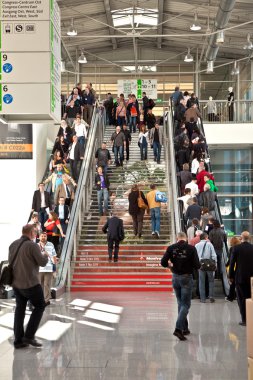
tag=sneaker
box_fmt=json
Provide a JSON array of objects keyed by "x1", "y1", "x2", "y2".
[
  {"x1": 23, "y1": 338, "x2": 42, "y2": 347},
  {"x1": 114, "y1": 258, "x2": 118, "y2": 262},
  {"x1": 183, "y1": 329, "x2": 191, "y2": 335},
  {"x1": 239, "y1": 321, "x2": 246, "y2": 326},
  {"x1": 173, "y1": 329, "x2": 187, "y2": 341},
  {"x1": 155, "y1": 231, "x2": 160, "y2": 238},
  {"x1": 225, "y1": 297, "x2": 233, "y2": 302},
  {"x1": 209, "y1": 298, "x2": 215, "y2": 303},
  {"x1": 152, "y1": 231, "x2": 155, "y2": 235}
]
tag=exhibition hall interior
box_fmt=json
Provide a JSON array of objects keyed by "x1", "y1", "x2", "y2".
[{"x1": 0, "y1": 0, "x2": 253, "y2": 379}]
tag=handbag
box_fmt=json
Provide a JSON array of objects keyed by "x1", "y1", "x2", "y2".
[
  {"x1": 200, "y1": 241, "x2": 216, "y2": 271},
  {"x1": 138, "y1": 192, "x2": 148, "y2": 210},
  {"x1": 0, "y1": 239, "x2": 26, "y2": 286},
  {"x1": 155, "y1": 191, "x2": 168, "y2": 203}
]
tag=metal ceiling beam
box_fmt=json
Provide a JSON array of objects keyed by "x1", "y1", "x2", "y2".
[
  {"x1": 205, "y1": 0, "x2": 236, "y2": 63},
  {"x1": 157, "y1": 0, "x2": 164, "y2": 49},
  {"x1": 103, "y1": 0, "x2": 117, "y2": 49}
]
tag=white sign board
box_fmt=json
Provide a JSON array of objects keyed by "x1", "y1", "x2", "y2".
[
  {"x1": 117, "y1": 79, "x2": 157, "y2": 99},
  {"x1": 0, "y1": 0, "x2": 60, "y2": 28},
  {"x1": 0, "y1": 0, "x2": 61, "y2": 123}
]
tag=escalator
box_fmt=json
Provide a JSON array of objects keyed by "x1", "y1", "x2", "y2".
[
  {"x1": 53, "y1": 107, "x2": 106, "y2": 296},
  {"x1": 164, "y1": 105, "x2": 229, "y2": 297}
]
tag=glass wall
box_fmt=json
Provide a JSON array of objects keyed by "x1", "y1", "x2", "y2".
[{"x1": 209, "y1": 146, "x2": 253, "y2": 235}]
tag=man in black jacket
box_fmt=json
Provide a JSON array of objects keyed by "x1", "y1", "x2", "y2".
[
  {"x1": 102, "y1": 214, "x2": 125, "y2": 262},
  {"x1": 229, "y1": 231, "x2": 253, "y2": 326},
  {"x1": 142, "y1": 92, "x2": 149, "y2": 123},
  {"x1": 95, "y1": 142, "x2": 111, "y2": 174},
  {"x1": 68, "y1": 135, "x2": 84, "y2": 181},
  {"x1": 31, "y1": 183, "x2": 52, "y2": 230},
  {"x1": 122, "y1": 124, "x2": 131, "y2": 162},
  {"x1": 54, "y1": 197, "x2": 70, "y2": 234},
  {"x1": 146, "y1": 109, "x2": 156, "y2": 131},
  {"x1": 161, "y1": 232, "x2": 200, "y2": 340},
  {"x1": 95, "y1": 166, "x2": 110, "y2": 216}
]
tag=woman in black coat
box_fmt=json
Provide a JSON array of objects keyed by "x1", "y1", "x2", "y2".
[{"x1": 128, "y1": 184, "x2": 148, "y2": 238}]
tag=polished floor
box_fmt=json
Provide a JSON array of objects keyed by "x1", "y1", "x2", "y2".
[{"x1": 0, "y1": 292, "x2": 248, "y2": 380}]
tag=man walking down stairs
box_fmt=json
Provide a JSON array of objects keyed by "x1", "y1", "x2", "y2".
[{"x1": 70, "y1": 123, "x2": 173, "y2": 292}]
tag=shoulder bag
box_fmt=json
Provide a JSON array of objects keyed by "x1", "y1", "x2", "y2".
[
  {"x1": 0, "y1": 239, "x2": 26, "y2": 286},
  {"x1": 138, "y1": 192, "x2": 148, "y2": 210},
  {"x1": 200, "y1": 241, "x2": 216, "y2": 271}
]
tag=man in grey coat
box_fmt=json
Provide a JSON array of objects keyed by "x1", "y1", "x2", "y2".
[{"x1": 9, "y1": 224, "x2": 49, "y2": 348}]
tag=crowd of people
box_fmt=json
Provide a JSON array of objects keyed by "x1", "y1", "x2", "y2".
[{"x1": 5, "y1": 82, "x2": 253, "y2": 350}]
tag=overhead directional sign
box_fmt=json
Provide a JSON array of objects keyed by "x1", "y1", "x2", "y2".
[{"x1": 118, "y1": 79, "x2": 157, "y2": 100}]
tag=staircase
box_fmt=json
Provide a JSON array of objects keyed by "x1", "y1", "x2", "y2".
[{"x1": 70, "y1": 125, "x2": 173, "y2": 291}]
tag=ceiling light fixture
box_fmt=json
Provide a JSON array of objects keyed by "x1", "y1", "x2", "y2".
[
  {"x1": 206, "y1": 60, "x2": 214, "y2": 73},
  {"x1": 231, "y1": 61, "x2": 239, "y2": 75},
  {"x1": 184, "y1": 48, "x2": 194, "y2": 62},
  {"x1": 243, "y1": 33, "x2": 253, "y2": 50},
  {"x1": 78, "y1": 52, "x2": 87, "y2": 64},
  {"x1": 190, "y1": 12, "x2": 201, "y2": 31},
  {"x1": 216, "y1": 30, "x2": 224, "y2": 44},
  {"x1": 67, "y1": 18, "x2": 77, "y2": 36},
  {"x1": 61, "y1": 61, "x2": 66, "y2": 72}
]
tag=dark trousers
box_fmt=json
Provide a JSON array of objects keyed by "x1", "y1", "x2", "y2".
[
  {"x1": 140, "y1": 143, "x2": 147, "y2": 160},
  {"x1": 132, "y1": 209, "x2": 145, "y2": 236},
  {"x1": 70, "y1": 159, "x2": 79, "y2": 181},
  {"x1": 108, "y1": 238, "x2": 120, "y2": 259},
  {"x1": 39, "y1": 208, "x2": 48, "y2": 231},
  {"x1": 236, "y1": 282, "x2": 251, "y2": 323},
  {"x1": 83, "y1": 104, "x2": 93, "y2": 125},
  {"x1": 228, "y1": 281, "x2": 236, "y2": 301},
  {"x1": 13, "y1": 284, "x2": 45, "y2": 344},
  {"x1": 124, "y1": 145, "x2": 130, "y2": 161}
]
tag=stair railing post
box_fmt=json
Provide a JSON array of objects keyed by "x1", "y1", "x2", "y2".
[
  {"x1": 73, "y1": 229, "x2": 77, "y2": 260},
  {"x1": 67, "y1": 257, "x2": 71, "y2": 290}
]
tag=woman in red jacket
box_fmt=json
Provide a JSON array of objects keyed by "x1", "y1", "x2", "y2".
[{"x1": 44, "y1": 211, "x2": 65, "y2": 252}]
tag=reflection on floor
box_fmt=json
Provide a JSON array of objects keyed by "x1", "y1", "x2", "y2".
[{"x1": 0, "y1": 292, "x2": 248, "y2": 380}]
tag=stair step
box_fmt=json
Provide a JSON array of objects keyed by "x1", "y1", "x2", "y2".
[
  {"x1": 70, "y1": 124, "x2": 172, "y2": 291},
  {"x1": 72, "y1": 273, "x2": 170, "y2": 279}
]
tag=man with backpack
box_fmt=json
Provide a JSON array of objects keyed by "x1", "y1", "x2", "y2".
[
  {"x1": 146, "y1": 184, "x2": 161, "y2": 238},
  {"x1": 161, "y1": 232, "x2": 200, "y2": 340}
]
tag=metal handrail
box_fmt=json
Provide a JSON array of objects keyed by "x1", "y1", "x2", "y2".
[
  {"x1": 54, "y1": 107, "x2": 105, "y2": 295},
  {"x1": 163, "y1": 110, "x2": 181, "y2": 240},
  {"x1": 197, "y1": 117, "x2": 230, "y2": 295}
]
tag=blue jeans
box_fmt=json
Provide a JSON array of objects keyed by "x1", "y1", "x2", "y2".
[
  {"x1": 97, "y1": 188, "x2": 109, "y2": 215},
  {"x1": 129, "y1": 116, "x2": 137, "y2": 133},
  {"x1": 140, "y1": 143, "x2": 147, "y2": 160},
  {"x1": 113, "y1": 145, "x2": 124, "y2": 165},
  {"x1": 153, "y1": 141, "x2": 161, "y2": 162},
  {"x1": 172, "y1": 274, "x2": 193, "y2": 331},
  {"x1": 199, "y1": 270, "x2": 215, "y2": 301},
  {"x1": 39, "y1": 208, "x2": 48, "y2": 230},
  {"x1": 117, "y1": 116, "x2": 125, "y2": 128},
  {"x1": 150, "y1": 207, "x2": 160, "y2": 233},
  {"x1": 78, "y1": 136, "x2": 85, "y2": 148}
]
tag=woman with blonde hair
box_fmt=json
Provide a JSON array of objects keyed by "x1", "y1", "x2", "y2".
[{"x1": 226, "y1": 236, "x2": 241, "y2": 301}]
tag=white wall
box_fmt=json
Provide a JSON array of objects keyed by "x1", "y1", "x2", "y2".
[
  {"x1": 0, "y1": 124, "x2": 58, "y2": 261},
  {"x1": 204, "y1": 123, "x2": 253, "y2": 145}
]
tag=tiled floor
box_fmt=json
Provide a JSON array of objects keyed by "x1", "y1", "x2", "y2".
[{"x1": 0, "y1": 292, "x2": 248, "y2": 380}]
